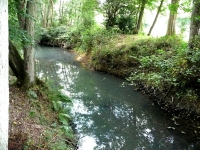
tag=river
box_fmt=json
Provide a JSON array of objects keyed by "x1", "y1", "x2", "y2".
[{"x1": 35, "y1": 45, "x2": 200, "y2": 150}]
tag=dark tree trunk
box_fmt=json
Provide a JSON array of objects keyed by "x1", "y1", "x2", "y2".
[
  {"x1": 9, "y1": 40, "x2": 25, "y2": 84},
  {"x1": 135, "y1": 0, "x2": 147, "y2": 34},
  {"x1": 147, "y1": 0, "x2": 164, "y2": 36},
  {"x1": 15, "y1": 0, "x2": 27, "y2": 30},
  {"x1": 188, "y1": 0, "x2": 200, "y2": 49}
]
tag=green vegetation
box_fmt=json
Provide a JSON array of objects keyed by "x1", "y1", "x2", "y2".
[
  {"x1": 39, "y1": 26, "x2": 69, "y2": 47},
  {"x1": 9, "y1": 82, "x2": 77, "y2": 150},
  {"x1": 46, "y1": 88, "x2": 77, "y2": 149},
  {"x1": 92, "y1": 34, "x2": 200, "y2": 117},
  {"x1": 6, "y1": 0, "x2": 200, "y2": 148},
  {"x1": 39, "y1": 23, "x2": 200, "y2": 118},
  {"x1": 91, "y1": 34, "x2": 146, "y2": 77}
]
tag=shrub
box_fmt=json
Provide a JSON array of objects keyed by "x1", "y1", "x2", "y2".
[{"x1": 127, "y1": 35, "x2": 200, "y2": 115}]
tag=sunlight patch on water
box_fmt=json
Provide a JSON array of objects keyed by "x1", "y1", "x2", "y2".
[
  {"x1": 143, "y1": 128, "x2": 154, "y2": 143},
  {"x1": 78, "y1": 136, "x2": 97, "y2": 150}
]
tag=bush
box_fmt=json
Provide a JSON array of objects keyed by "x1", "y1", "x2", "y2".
[
  {"x1": 90, "y1": 33, "x2": 200, "y2": 115},
  {"x1": 77, "y1": 25, "x2": 116, "y2": 52},
  {"x1": 128, "y1": 35, "x2": 200, "y2": 115},
  {"x1": 39, "y1": 26, "x2": 69, "y2": 47}
]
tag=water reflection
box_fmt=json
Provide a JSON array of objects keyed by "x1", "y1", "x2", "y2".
[{"x1": 35, "y1": 45, "x2": 200, "y2": 150}]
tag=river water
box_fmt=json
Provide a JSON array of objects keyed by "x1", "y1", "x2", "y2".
[{"x1": 35, "y1": 46, "x2": 199, "y2": 150}]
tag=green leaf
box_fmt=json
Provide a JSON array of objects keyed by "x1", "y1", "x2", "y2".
[{"x1": 28, "y1": 90, "x2": 38, "y2": 99}]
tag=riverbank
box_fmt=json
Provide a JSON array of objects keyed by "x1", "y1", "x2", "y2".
[
  {"x1": 73, "y1": 45, "x2": 200, "y2": 142},
  {"x1": 34, "y1": 46, "x2": 200, "y2": 149},
  {"x1": 9, "y1": 77, "x2": 76, "y2": 149},
  {"x1": 89, "y1": 35, "x2": 200, "y2": 116},
  {"x1": 75, "y1": 35, "x2": 200, "y2": 139},
  {"x1": 39, "y1": 29, "x2": 200, "y2": 139}
]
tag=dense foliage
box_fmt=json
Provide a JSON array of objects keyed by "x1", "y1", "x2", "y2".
[
  {"x1": 90, "y1": 34, "x2": 200, "y2": 117},
  {"x1": 103, "y1": 0, "x2": 138, "y2": 33},
  {"x1": 128, "y1": 36, "x2": 200, "y2": 115}
]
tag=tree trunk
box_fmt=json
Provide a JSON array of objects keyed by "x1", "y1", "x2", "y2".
[
  {"x1": 49, "y1": 0, "x2": 54, "y2": 27},
  {"x1": 166, "y1": 0, "x2": 180, "y2": 36},
  {"x1": 166, "y1": 13, "x2": 177, "y2": 35},
  {"x1": 147, "y1": 0, "x2": 164, "y2": 36},
  {"x1": 0, "y1": 0, "x2": 9, "y2": 149},
  {"x1": 59, "y1": 0, "x2": 64, "y2": 24},
  {"x1": 188, "y1": 0, "x2": 200, "y2": 49},
  {"x1": 15, "y1": 0, "x2": 27, "y2": 30},
  {"x1": 9, "y1": 40, "x2": 25, "y2": 84},
  {"x1": 43, "y1": 1, "x2": 47, "y2": 28},
  {"x1": 135, "y1": 0, "x2": 147, "y2": 34},
  {"x1": 39, "y1": 0, "x2": 44, "y2": 27},
  {"x1": 23, "y1": 0, "x2": 36, "y2": 88}
]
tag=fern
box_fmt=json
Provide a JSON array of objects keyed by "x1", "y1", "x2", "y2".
[
  {"x1": 58, "y1": 113, "x2": 71, "y2": 125},
  {"x1": 28, "y1": 90, "x2": 38, "y2": 99},
  {"x1": 56, "y1": 94, "x2": 71, "y2": 103}
]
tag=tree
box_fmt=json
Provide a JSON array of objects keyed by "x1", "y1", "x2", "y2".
[
  {"x1": 59, "y1": 0, "x2": 82, "y2": 27},
  {"x1": 0, "y1": 0, "x2": 9, "y2": 149},
  {"x1": 8, "y1": 0, "x2": 26, "y2": 84},
  {"x1": 147, "y1": 0, "x2": 165, "y2": 36},
  {"x1": 40, "y1": 0, "x2": 54, "y2": 28},
  {"x1": 15, "y1": 0, "x2": 27, "y2": 29},
  {"x1": 115, "y1": 1, "x2": 138, "y2": 33},
  {"x1": 104, "y1": 0, "x2": 122, "y2": 29},
  {"x1": 166, "y1": 0, "x2": 180, "y2": 36},
  {"x1": 9, "y1": 40, "x2": 25, "y2": 84},
  {"x1": 8, "y1": 0, "x2": 37, "y2": 88},
  {"x1": 135, "y1": 0, "x2": 148, "y2": 34},
  {"x1": 81, "y1": 0, "x2": 97, "y2": 28},
  {"x1": 48, "y1": 0, "x2": 54, "y2": 27},
  {"x1": 23, "y1": 0, "x2": 36, "y2": 88},
  {"x1": 103, "y1": 0, "x2": 137, "y2": 32},
  {"x1": 188, "y1": 0, "x2": 200, "y2": 49}
]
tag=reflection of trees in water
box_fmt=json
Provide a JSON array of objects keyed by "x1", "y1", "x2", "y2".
[
  {"x1": 69, "y1": 78, "x2": 197, "y2": 149},
  {"x1": 77, "y1": 97, "x2": 196, "y2": 149},
  {"x1": 35, "y1": 47, "x2": 199, "y2": 150},
  {"x1": 78, "y1": 101, "x2": 140, "y2": 149},
  {"x1": 70, "y1": 74, "x2": 141, "y2": 149}
]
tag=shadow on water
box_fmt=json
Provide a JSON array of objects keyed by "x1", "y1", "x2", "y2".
[{"x1": 35, "y1": 45, "x2": 200, "y2": 150}]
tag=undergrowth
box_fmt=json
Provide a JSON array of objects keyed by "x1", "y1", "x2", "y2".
[
  {"x1": 9, "y1": 83, "x2": 77, "y2": 150},
  {"x1": 39, "y1": 25, "x2": 119, "y2": 53},
  {"x1": 91, "y1": 35, "x2": 200, "y2": 117},
  {"x1": 44, "y1": 87, "x2": 77, "y2": 149}
]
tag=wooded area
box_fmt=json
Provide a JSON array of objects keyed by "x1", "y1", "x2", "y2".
[{"x1": 1, "y1": 0, "x2": 200, "y2": 149}]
